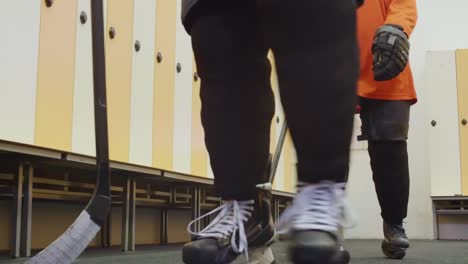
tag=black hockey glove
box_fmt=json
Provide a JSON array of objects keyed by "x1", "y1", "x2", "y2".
[
  {"x1": 355, "y1": 0, "x2": 364, "y2": 7},
  {"x1": 372, "y1": 24, "x2": 410, "y2": 81}
]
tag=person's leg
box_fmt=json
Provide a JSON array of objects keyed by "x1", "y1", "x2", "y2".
[
  {"x1": 182, "y1": 2, "x2": 276, "y2": 263},
  {"x1": 359, "y1": 97, "x2": 411, "y2": 259},
  {"x1": 192, "y1": 0, "x2": 274, "y2": 201},
  {"x1": 262, "y1": 0, "x2": 358, "y2": 185},
  {"x1": 369, "y1": 141, "x2": 409, "y2": 225},
  {"x1": 259, "y1": 0, "x2": 359, "y2": 263}
]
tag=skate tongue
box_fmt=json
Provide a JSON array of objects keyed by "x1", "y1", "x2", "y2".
[
  {"x1": 335, "y1": 184, "x2": 358, "y2": 229},
  {"x1": 187, "y1": 200, "x2": 255, "y2": 260},
  {"x1": 276, "y1": 182, "x2": 357, "y2": 235}
]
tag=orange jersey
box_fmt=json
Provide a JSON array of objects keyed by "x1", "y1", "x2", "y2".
[{"x1": 357, "y1": 0, "x2": 418, "y2": 101}]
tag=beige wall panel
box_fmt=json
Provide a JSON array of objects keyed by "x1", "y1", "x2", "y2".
[
  {"x1": 268, "y1": 53, "x2": 277, "y2": 189},
  {"x1": 283, "y1": 134, "x2": 296, "y2": 193},
  {"x1": 0, "y1": 0, "x2": 41, "y2": 145},
  {"x1": 153, "y1": 0, "x2": 177, "y2": 171},
  {"x1": 31, "y1": 201, "x2": 100, "y2": 250},
  {"x1": 172, "y1": 0, "x2": 194, "y2": 174},
  {"x1": 425, "y1": 50, "x2": 462, "y2": 196},
  {"x1": 274, "y1": 116, "x2": 286, "y2": 191},
  {"x1": 72, "y1": 0, "x2": 96, "y2": 156},
  {"x1": 135, "y1": 207, "x2": 161, "y2": 244},
  {"x1": 167, "y1": 210, "x2": 191, "y2": 243},
  {"x1": 129, "y1": 0, "x2": 157, "y2": 166},
  {"x1": 268, "y1": 52, "x2": 277, "y2": 156},
  {"x1": 269, "y1": 53, "x2": 286, "y2": 191},
  {"x1": 456, "y1": 49, "x2": 468, "y2": 195},
  {"x1": 0, "y1": 200, "x2": 11, "y2": 251},
  {"x1": 35, "y1": 0, "x2": 77, "y2": 151},
  {"x1": 190, "y1": 59, "x2": 208, "y2": 177},
  {"x1": 105, "y1": 0, "x2": 134, "y2": 162}
]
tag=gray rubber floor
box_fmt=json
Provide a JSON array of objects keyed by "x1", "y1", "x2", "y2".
[{"x1": 2, "y1": 240, "x2": 468, "y2": 264}]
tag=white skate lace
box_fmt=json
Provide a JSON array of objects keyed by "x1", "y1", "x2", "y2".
[
  {"x1": 187, "y1": 200, "x2": 255, "y2": 259},
  {"x1": 276, "y1": 181, "x2": 356, "y2": 234}
]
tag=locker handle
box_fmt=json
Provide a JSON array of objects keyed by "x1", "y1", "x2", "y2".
[
  {"x1": 45, "y1": 0, "x2": 53, "y2": 8},
  {"x1": 431, "y1": 120, "x2": 437, "y2": 127},
  {"x1": 109, "y1": 27, "x2": 116, "y2": 39},
  {"x1": 462, "y1": 119, "x2": 467, "y2": 126},
  {"x1": 80, "y1": 11, "x2": 88, "y2": 24},
  {"x1": 156, "y1": 52, "x2": 163, "y2": 63},
  {"x1": 135, "y1": 40, "x2": 141, "y2": 52}
]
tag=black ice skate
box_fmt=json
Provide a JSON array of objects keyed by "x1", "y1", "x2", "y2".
[
  {"x1": 381, "y1": 222, "x2": 409, "y2": 259},
  {"x1": 182, "y1": 189, "x2": 276, "y2": 264},
  {"x1": 276, "y1": 181, "x2": 353, "y2": 264}
]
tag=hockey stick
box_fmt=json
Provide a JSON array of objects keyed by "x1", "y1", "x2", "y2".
[
  {"x1": 268, "y1": 120, "x2": 288, "y2": 184},
  {"x1": 257, "y1": 120, "x2": 289, "y2": 190},
  {"x1": 26, "y1": 0, "x2": 111, "y2": 263}
]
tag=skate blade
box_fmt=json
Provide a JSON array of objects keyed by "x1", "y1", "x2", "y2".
[
  {"x1": 330, "y1": 246, "x2": 351, "y2": 264},
  {"x1": 381, "y1": 240, "x2": 406, "y2": 259},
  {"x1": 248, "y1": 246, "x2": 275, "y2": 264}
]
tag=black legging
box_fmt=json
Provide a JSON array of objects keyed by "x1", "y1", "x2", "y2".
[
  {"x1": 369, "y1": 141, "x2": 410, "y2": 225},
  {"x1": 189, "y1": 0, "x2": 359, "y2": 200}
]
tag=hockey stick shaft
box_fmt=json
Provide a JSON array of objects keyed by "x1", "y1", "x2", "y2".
[
  {"x1": 90, "y1": 0, "x2": 110, "y2": 200},
  {"x1": 84, "y1": 0, "x2": 112, "y2": 226}
]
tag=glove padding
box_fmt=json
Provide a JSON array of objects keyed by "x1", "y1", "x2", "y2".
[{"x1": 372, "y1": 24, "x2": 410, "y2": 81}]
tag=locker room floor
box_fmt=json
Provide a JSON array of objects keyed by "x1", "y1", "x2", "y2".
[{"x1": 2, "y1": 240, "x2": 468, "y2": 264}]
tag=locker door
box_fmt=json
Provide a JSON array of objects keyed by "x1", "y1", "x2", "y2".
[
  {"x1": 0, "y1": 0, "x2": 41, "y2": 145},
  {"x1": 456, "y1": 49, "x2": 468, "y2": 195},
  {"x1": 191, "y1": 59, "x2": 209, "y2": 177},
  {"x1": 129, "y1": 0, "x2": 157, "y2": 166},
  {"x1": 72, "y1": 0, "x2": 95, "y2": 156},
  {"x1": 425, "y1": 51, "x2": 462, "y2": 196},
  {"x1": 35, "y1": 0, "x2": 78, "y2": 151},
  {"x1": 153, "y1": 0, "x2": 177, "y2": 171},
  {"x1": 106, "y1": 0, "x2": 135, "y2": 162},
  {"x1": 172, "y1": 0, "x2": 194, "y2": 174}
]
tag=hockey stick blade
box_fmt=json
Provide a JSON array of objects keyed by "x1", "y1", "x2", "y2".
[
  {"x1": 24, "y1": 210, "x2": 101, "y2": 264},
  {"x1": 26, "y1": 0, "x2": 110, "y2": 263}
]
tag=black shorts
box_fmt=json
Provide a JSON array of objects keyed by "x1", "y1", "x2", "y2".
[{"x1": 358, "y1": 97, "x2": 411, "y2": 141}]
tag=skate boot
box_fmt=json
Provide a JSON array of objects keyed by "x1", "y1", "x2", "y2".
[
  {"x1": 182, "y1": 189, "x2": 276, "y2": 264},
  {"x1": 276, "y1": 181, "x2": 351, "y2": 264},
  {"x1": 381, "y1": 222, "x2": 409, "y2": 259}
]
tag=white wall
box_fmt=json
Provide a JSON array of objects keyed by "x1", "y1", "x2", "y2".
[{"x1": 346, "y1": 0, "x2": 468, "y2": 239}]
